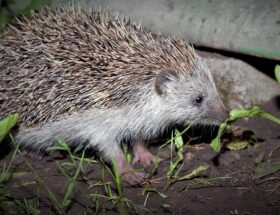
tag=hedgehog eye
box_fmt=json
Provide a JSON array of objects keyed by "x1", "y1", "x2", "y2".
[{"x1": 195, "y1": 95, "x2": 204, "y2": 105}]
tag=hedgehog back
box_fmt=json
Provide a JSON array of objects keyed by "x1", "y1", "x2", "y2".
[{"x1": 0, "y1": 6, "x2": 197, "y2": 128}]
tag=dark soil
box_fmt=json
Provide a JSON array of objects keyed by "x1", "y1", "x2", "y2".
[{"x1": 0, "y1": 98, "x2": 279, "y2": 215}]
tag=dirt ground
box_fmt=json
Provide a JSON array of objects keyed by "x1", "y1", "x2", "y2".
[{"x1": 0, "y1": 97, "x2": 279, "y2": 215}]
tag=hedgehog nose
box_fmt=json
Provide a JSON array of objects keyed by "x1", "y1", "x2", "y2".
[
  {"x1": 209, "y1": 106, "x2": 229, "y2": 123},
  {"x1": 206, "y1": 107, "x2": 228, "y2": 125},
  {"x1": 215, "y1": 98, "x2": 229, "y2": 123}
]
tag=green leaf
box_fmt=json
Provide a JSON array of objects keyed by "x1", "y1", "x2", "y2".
[
  {"x1": 46, "y1": 146, "x2": 68, "y2": 152},
  {"x1": 229, "y1": 106, "x2": 264, "y2": 121},
  {"x1": 0, "y1": 113, "x2": 19, "y2": 143},
  {"x1": 123, "y1": 143, "x2": 132, "y2": 163},
  {"x1": 254, "y1": 154, "x2": 264, "y2": 165},
  {"x1": 47, "y1": 139, "x2": 70, "y2": 152},
  {"x1": 0, "y1": 172, "x2": 12, "y2": 182},
  {"x1": 167, "y1": 128, "x2": 186, "y2": 179},
  {"x1": 210, "y1": 123, "x2": 228, "y2": 152},
  {"x1": 162, "y1": 204, "x2": 171, "y2": 209},
  {"x1": 174, "y1": 129, "x2": 184, "y2": 161},
  {"x1": 142, "y1": 188, "x2": 168, "y2": 198},
  {"x1": 177, "y1": 165, "x2": 209, "y2": 181},
  {"x1": 255, "y1": 161, "x2": 280, "y2": 179},
  {"x1": 275, "y1": 64, "x2": 280, "y2": 84},
  {"x1": 226, "y1": 137, "x2": 249, "y2": 151},
  {"x1": 73, "y1": 144, "x2": 84, "y2": 153}
]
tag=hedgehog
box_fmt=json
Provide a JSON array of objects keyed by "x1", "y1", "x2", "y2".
[{"x1": 0, "y1": 5, "x2": 228, "y2": 184}]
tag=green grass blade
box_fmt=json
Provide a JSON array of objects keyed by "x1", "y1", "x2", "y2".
[
  {"x1": 110, "y1": 158, "x2": 123, "y2": 196},
  {"x1": 0, "y1": 144, "x2": 20, "y2": 183},
  {"x1": 176, "y1": 165, "x2": 209, "y2": 181},
  {"x1": 260, "y1": 112, "x2": 280, "y2": 125},
  {"x1": 0, "y1": 113, "x2": 19, "y2": 143},
  {"x1": 210, "y1": 123, "x2": 228, "y2": 152},
  {"x1": 18, "y1": 150, "x2": 63, "y2": 213},
  {"x1": 61, "y1": 150, "x2": 85, "y2": 210}
]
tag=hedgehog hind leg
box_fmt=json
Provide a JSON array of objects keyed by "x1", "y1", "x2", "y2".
[
  {"x1": 102, "y1": 141, "x2": 146, "y2": 185},
  {"x1": 116, "y1": 154, "x2": 146, "y2": 186},
  {"x1": 132, "y1": 141, "x2": 159, "y2": 168}
]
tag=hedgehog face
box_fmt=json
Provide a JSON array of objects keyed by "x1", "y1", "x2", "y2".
[{"x1": 155, "y1": 68, "x2": 228, "y2": 126}]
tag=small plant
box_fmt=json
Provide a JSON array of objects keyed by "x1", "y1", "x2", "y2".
[
  {"x1": 18, "y1": 149, "x2": 65, "y2": 213},
  {"x1": 211, "y1": 65, "x2": 280, "y2": 152},
  {"x1": 165, "y1": 128, "x2": 185, "y2": 188},
  {"x1": 211, "y1": 106, "x2": 280, "y2": 152},
  {"x1": 164, "y1": 125, "x2": 209, "y2": 188},
  {"x1": 16, "y1": 198, "x2": 40, "y2": 215},
  {"x1": 0, "y1": 144, "x2": 20, "y2": 183},
  {"x1": 100, "y1": 158, "x2": 132, "y2": 215},
  {"x1": 46, "y1": 140, "x2": 98, "y2": 213},
  {"x1": 98, "y1": 158, "x2": 153, "y2": 214},
  {"x1": 168, "y1": 129, "x2": 185, "y2": 176},
  {"x1": 3, "y1": 140, "x2": 91, "y2": 214}
]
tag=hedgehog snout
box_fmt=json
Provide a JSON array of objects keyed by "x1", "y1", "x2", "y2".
[{"x1": 206, "y1": 104, "x2": 229, "y2": 124}]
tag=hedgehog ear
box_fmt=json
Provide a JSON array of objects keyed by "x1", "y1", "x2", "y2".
[{"x1": 155, "y1": 69, "x2": 177, "y2": 96}]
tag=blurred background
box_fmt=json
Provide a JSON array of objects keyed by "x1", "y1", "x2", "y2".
[{"x1": 1, "y1": 0, "x2": 280, "y2": 60}]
